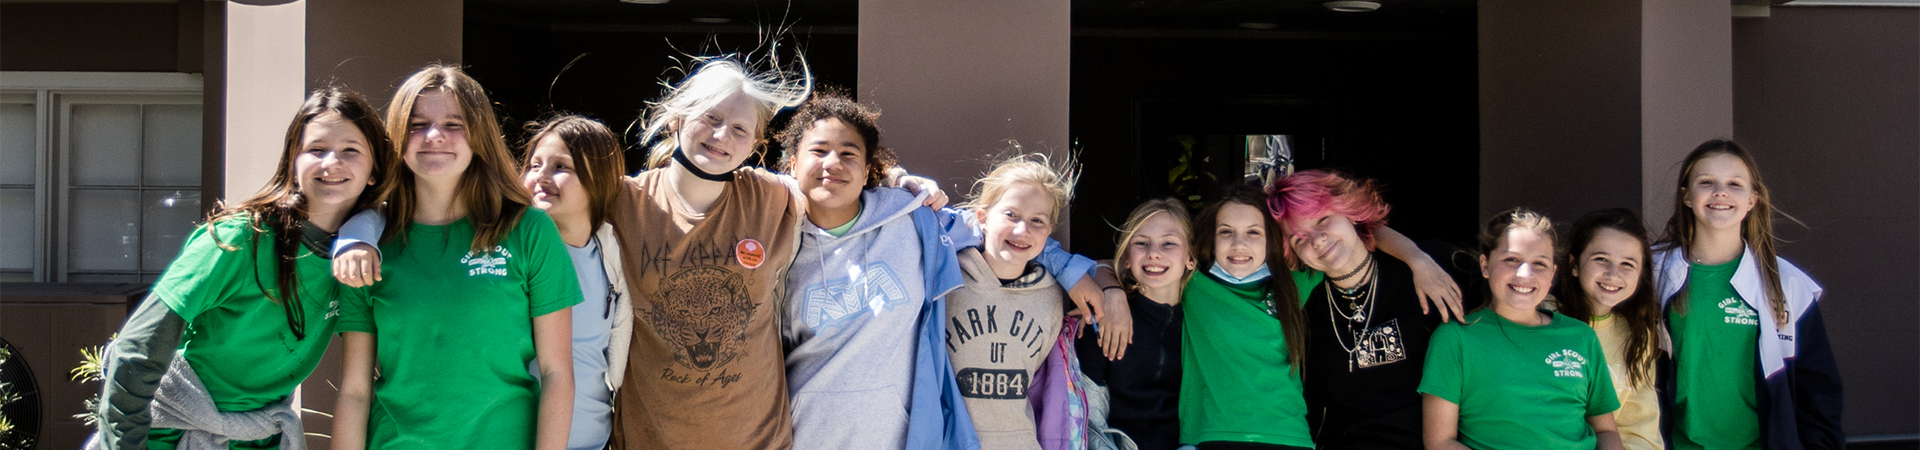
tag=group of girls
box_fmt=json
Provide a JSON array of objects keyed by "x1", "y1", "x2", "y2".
[
  {"x1": 92, "y1": 53, "x2": 1139, "y2": 450},
  {"x1": 1076, "y1": 139, "x2": 1842, "y2": 450},
  {"x1": 87, "y1": 47, "x2": 1842, "y2": 450}
]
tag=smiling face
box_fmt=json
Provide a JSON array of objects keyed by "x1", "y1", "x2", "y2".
[
  {"x1": 403, "y1": 90, "x2": 472, "y2": 185},
  {"x1": 979, "y1": 181, "x2": 1056, "y2": 276},
  {"x1": 1573, "y1": 227, "x2": 1645, "y2": 313},
  {"x1": 1283, "y1": 210, "x2": 1367, "y2": 276},
  {"x1": 674, "y1": 90, "x2": 759, "y2": 175},
  {"x1": 1684, "y1": 153, "x2": 1758, "y2": 233},
  {"x1": 792, "y1": 118, "x2": 869, "y2": 214},
  {"x1": 1125, "y1": 212, "x2": 1194, "y2": 292},
  {"x1": 1212, "y1": 202, "x2": 1270, "y2": 278},
  {"x1": 293, "y1": 112, "x2": 376, "y2": 219},
  {"x1": 1480, "y1": 227, "x2": 1558, "y2": 316},
  {"x1": 521, "y1": 134, "x2": 588, "y2": 224}
]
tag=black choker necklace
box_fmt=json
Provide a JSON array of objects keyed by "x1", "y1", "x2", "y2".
[
  {"x1": 1328, "y1": 252, "x2": 1375, "y2": 283},
  {"x1": 671, "y1": 147, "x2": 737, "y2": 182}
]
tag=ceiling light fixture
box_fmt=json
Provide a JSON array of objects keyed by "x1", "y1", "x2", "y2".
[
  {"x1": 690, "y1": 17, "x2": 732, "y2": 24},
  {"x1": 1324, "y1": 1, "x2": 1382, "y2": 12},
  {"x1": 1238, "y1": 22, "x2": 1280, "y2": 30},
  {"x1": 619, "y1": 0, "x2": 670, "y2": 4}
]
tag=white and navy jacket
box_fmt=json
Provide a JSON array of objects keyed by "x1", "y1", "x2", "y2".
[{"x1": 1653, "y1": 244, "x2": 1845, "y2": 450}]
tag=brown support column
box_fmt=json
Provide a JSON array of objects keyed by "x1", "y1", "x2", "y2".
[
  {"x1": 306, "y1": 0, "x2": 463, "y2": 100},
  {"x1": 858, "y1": 0, "x2": 1072, "y2": 241},
  {"x1": 1641, "y1": 0, "x2": 1733, "y2": 226}
]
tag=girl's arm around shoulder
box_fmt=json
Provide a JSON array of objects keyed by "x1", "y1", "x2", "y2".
[
  {"x1": 1588, "y1": 413, "x2": 1625, "y2": 450},
  {"x1": 332, "y1": 209, "x2": 386, "y2": 288}
]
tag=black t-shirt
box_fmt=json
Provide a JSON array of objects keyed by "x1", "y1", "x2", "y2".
[
  {"x1": 1303, "y1": 247, "x2": 1476, "y2": 450},
  {"x1": 1077, "y1": 291, "x2": 1183, "y2": 450}
]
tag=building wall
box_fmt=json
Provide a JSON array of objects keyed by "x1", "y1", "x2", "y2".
[
  {"x1": 1478, "y1": 0, "x2": 1644, "y2": 221},
  {"x1": 1732, "y1": 6, "x2": 1920, "y2": 437},
  {"x1": 0, "y1": 2, "x2": 200, "y2": 73},
  {"x1": 859, "y1": 0, "x2": 1072, "y2": 242}
]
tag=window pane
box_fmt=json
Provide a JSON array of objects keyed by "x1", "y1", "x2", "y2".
[
  {"x1": 0, "y1": 188, "x2": 32, "y2": 271},
  {"x1": 69, "y1": 188, "x2": 140, "y2": 272},
  {"x1": 71, "y1": 104, "x2": 141, "y2": 186},
  {"x1": 143, "y1": 190, "x2": 202, "y2": 270},
  {"x1": 1, "y1": 102, "x2": 34, "y2": 185},
  {"x1": 143, "y1": 105, "x2": 202, "y2": 186}
]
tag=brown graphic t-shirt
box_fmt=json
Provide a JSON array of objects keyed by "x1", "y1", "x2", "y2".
[{"x1": 608, "y1": 167, "x2": 803, "y2": 449}]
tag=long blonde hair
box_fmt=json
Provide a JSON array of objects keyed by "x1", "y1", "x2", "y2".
[
  {"x1": 638, "y1": 57, "x2": 811, "y2": 169},
  {"x1": 960, "y1": 151, "x2": 1080, "y2": 221},
  {"x1": 1113, "y1": 198, "x2": 1194, "y2": 291},
  {"x1": 381, "y1": 64, "x2": 529, "y2": 252}
]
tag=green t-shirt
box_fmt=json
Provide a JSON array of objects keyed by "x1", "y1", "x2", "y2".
[
  {"x1": 1178, "y1": 271, "x2": 1313, "y2": 447},
  {"x1": 148, "y1": 214, "x2": 358, "y2": 450},
  {"x1": 338, "y1": 210, "x2": 583, "y2": 450},
  {"x1": 1669, "y1": 256, "x2": 1762, "y2": 450},
  {"x1": 1417, "y1": 309, "x2": 1620, "y2": 450}
]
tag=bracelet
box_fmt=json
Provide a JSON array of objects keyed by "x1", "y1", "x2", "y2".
[{"x1": 1102, "y1": 286, "x2": 1125, "y2": 293}]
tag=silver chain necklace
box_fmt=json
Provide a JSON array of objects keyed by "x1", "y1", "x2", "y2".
[{"x1": 1326, "y1": 259, "x2": 1379, "y2": 372}]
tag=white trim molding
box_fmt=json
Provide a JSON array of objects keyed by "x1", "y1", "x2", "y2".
[{"x1": 0, "y1": 72, "x2": 203, "y2": 91}]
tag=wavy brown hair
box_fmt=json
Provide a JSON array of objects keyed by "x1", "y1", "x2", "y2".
[
  {"x1": 1195, "y1": 183, "x2": 1306, "y2": 371},
  {"x1": 1556, "y1": 208, "x2": 1659, "y2": 388},
  {"x1": 208, "y1": 85, "x2": 394, "y2": 340},
  {"x1": 380, "y1": 64, "x2": 529, "y2": 252},
  {"x1": 1656, "y1": 139, "x2": 1794, "y2": 327},
  {"x1": 522, "y1": 114, "x2": 625, "y2": 231}
]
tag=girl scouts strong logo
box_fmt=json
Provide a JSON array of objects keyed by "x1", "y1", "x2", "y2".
[
  {"x1": 1720, "y1": 298, "x2": 1760, "y2": 326},
  {"x1": 1547, "y1": 349, "x2": 1588, "y2": 378},
  {"x1": 461, "y1": 246, "x2": 512, "y2": 277}
]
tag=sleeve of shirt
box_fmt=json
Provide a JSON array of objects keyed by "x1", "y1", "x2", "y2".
[
  {"x1": 152, "y1": 219, "x2": 254, "y2": 323},
  {"x1": 331, "y1": 208, "x2": 387, "y2": 258},
  {"x1": 1587, "y1": 336, "x2": 1623, "y2": 416},
  {"x1": 520, "y1": 210, "x2": 586, "y2": 317},
  {"x1": 336, "y1": 277, "x2": 376, "y2": 334},
  {"x1": 1416, "y1": 323, "x2": 1465, "y2": 404},
  {"x1": 1037, "y1": 239, "x2": 1097, "y2": 292},
  {"x1": 935, "y1": 207, "x2": 984, "y2": 250}
]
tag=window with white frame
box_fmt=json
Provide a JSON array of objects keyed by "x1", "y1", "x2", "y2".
[{"x1": 2, "y1": 72, "x2": 205, "y2": 283}]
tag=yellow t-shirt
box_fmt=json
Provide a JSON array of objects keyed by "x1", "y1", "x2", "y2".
[{"x1": 1592, "y1": 315, "x2": 1664, "y2": 450}]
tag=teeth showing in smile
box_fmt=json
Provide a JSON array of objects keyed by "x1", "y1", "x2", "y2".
[
  {"x1": 1142, "y1": 265, "x2": 1169, "y2": 275},
  {"x1": 1596, "y1": 282, "x2": 1623, "y2": 293},
  {"x1": 1509, "y1": 285, "x2": 1536, "y2": 294},
  {"x1": 1006, "y1": 240, "x2": 1032, "y2": 251},
  {"x1": 1227, "y1": 256, "x2": 1253, "y2": 264},
  {"x1": 1707, "y1": 204, "x2": 1733, "y2": 210},
  {"x1": 317, "y1": 177, "x2": 348, "y2": 184}
]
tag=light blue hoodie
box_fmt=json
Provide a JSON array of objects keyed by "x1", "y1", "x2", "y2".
[{"x1": 783, "y1": 187, "x2": 1095, "y2": 450}]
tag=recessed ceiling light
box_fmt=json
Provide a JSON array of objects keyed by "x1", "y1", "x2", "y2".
[
  {"x1": 1324, "y1": 1, "x2": 1381, "y2": 12},
  {"x1": 620, "y1": 0, "x2": 670, "y2": 4},
  {"x1": 690, "y1": 17, "x2": 731, "y2": 24},
  {"x1": 1238, "y1": 22, "x2": 1280, "y2": 30}
]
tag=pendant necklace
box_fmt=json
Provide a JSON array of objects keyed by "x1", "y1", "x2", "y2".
[{"x1": 1327, "y1": 258, "x2": 1379, "y2": 372}]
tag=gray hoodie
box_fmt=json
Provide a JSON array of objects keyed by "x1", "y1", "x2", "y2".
[{"x1": 784, "y1": 187, "x2": 932, "y2": 449}]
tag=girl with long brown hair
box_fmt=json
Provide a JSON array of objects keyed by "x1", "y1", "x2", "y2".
[
  {"x1": 330, "y1": 65, "x2": 582, "y2": 450},
  {"x1": 1652, "y1": 139, "x2": 1842, "y2": 450},
  {"x1": 1556, "y1": 208, "x2": 1663, "y2": 450},
  {"x1": 91, "y1": 86, "x2": 393, "y2": 450}
]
